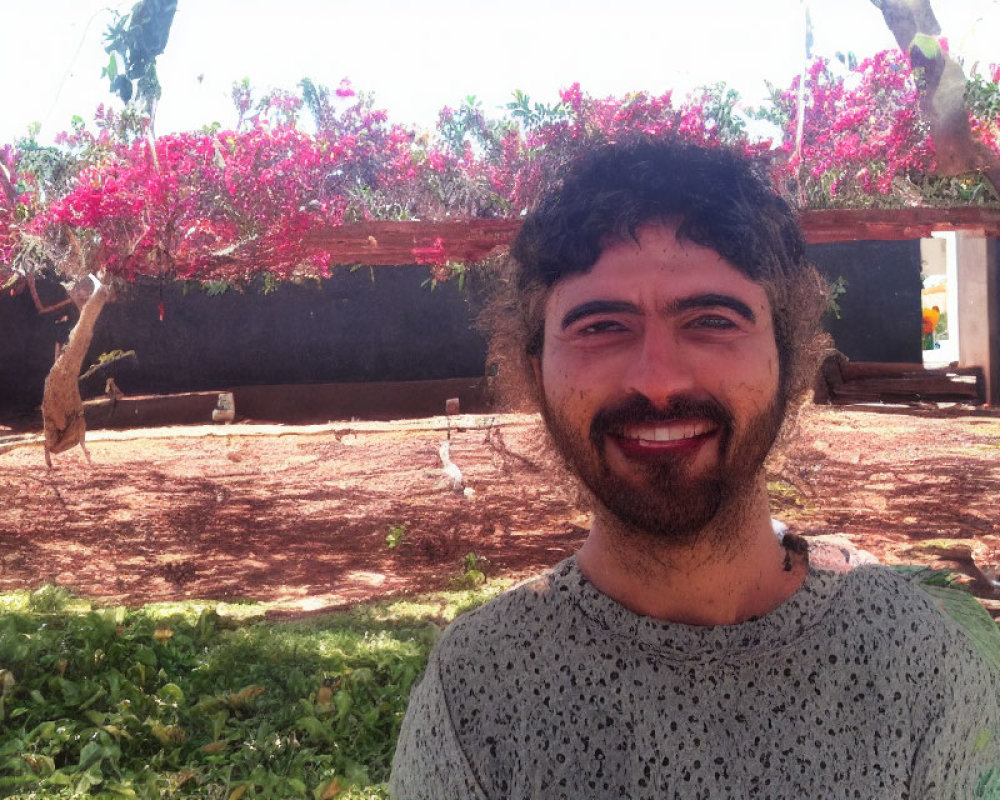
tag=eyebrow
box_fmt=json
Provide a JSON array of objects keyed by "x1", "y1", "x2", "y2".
[
  {"x1": 560, "y1": 293, "x2": 757, "y2": 330},
  {"x1": 560, "y1": 300, "x2": 639, "y2": 330},
  {"x1": 672, "y1": 293, "x2": 757, "y2": 323}
]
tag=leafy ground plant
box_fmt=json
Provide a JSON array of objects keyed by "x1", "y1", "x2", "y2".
[
  {"x1": 0, "y1": 584, "x2": 503, "y2": 798},
  {"x1": 451, "y1": 553, "x2": 489, "y2": 590}
]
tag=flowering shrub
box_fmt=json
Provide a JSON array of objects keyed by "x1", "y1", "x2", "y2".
[
  {"x1": 771, "y1": 50, "x2": 1000, "y2": 207},
  {"x1": 5, "y1": 53, "x2": 1000, "y2": 295},
  {"x1": 1, "y1": 142, "x2": 56, "y2": 290},
  {"x1": 21, "y1": 83, "x2": 438, "y2": 287},
  {"x1": 771, "y1": 51, "x2": 934, "y2": 206},
  {"x1": 10, "y1": 79, "x2": 769, "y2": 289},
  {"x1": 966, "y1": 65, "x2": 1000, "y2": 159}
]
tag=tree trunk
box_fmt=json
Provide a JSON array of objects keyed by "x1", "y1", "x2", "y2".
[
  {"x1": 873, "y1": 0, "x2": 1000, "y2": 190},
  {"x1": 41, "y1": 280, "x2": 111, "y2": 467}
]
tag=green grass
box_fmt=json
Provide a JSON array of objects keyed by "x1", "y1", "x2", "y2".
[{"x1": 0, "y1": 583, "x2": 506, "y2": 798}]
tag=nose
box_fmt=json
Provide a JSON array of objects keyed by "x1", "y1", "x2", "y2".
[{"x1": 623, "y1": 328, "x2": 699, "y2": 406}]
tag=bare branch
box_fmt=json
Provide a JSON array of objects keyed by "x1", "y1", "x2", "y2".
[{"x1": 26, "y1": 274, "x2": 72, "y2": 316}]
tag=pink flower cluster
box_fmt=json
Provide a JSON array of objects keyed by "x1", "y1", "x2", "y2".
[
  {"x1": 777, "y1": 51, "x2": 934, "y2": 202},
  {"x1": 25, "y1": 86, "x2": 430, "y2": 285}
]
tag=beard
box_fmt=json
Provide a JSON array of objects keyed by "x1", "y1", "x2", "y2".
[{"x1": 541, "y1": 391, "x2": 784, "y2": 549}]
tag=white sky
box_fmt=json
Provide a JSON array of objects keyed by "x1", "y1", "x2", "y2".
[{"x1": 3, "y1": 0, "x2": 999, "y2": 145}]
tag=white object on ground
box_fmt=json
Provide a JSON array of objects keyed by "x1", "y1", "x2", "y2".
[{"x1": 439, "y1": 440, "x2": 464, "y2": 491}]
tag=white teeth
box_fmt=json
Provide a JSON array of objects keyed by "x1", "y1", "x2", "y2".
[{"x1": 623, "y1": 422, "x2": 712, "y2": 442}]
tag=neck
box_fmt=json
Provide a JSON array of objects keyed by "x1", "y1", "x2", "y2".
[{"x1": 575, "y1": 474, "x2": 807, "y2": 626}]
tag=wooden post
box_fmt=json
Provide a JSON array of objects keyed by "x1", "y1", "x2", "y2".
[
  {"x1": 989, "y1": 237, "x2": 1000, "y2": 405},
  {"x1": 955, "y1": 231, "x2": 1000, "y2": 404}
]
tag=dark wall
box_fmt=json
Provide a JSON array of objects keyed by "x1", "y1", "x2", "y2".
[
  {"x1": 0, "y1": 266, "x2": 488, "y2": 413},
  {"x1": 807, "y1": 239, "x2": 922, "y2": 363},
  {"x1": 0, "y1": 278, "x2": 77, "y2": 412},
  {"x1": 1, "y1": 239, "x2": 925, "y2": 415}
]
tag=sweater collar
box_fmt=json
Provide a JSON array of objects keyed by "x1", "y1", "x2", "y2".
[{"x1": 552, "y1": 556, "x2": 843, "y2": 660}]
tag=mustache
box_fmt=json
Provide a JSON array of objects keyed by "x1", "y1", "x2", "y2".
[{"x1": 589, "y1": 394, "x2": 733, "y2": 444}]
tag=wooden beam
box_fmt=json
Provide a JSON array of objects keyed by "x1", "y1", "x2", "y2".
[
  {"x1": 800, "y1": 207, "x2": 1000, "y2": 243},
  {"x1": 294, "y1": 208, "x2": 1000, "y2": 266},
  {"x1": 298, "y1": 219, "x2": 522, "y2": 266}
]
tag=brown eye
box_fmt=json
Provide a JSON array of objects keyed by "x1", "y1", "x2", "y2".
[
  {"x1": 578, "y1": 320, "x2": 627, "y2": 335},
  {"x1": 690, "y1": 315, "x2": 738, "y2": 330}
]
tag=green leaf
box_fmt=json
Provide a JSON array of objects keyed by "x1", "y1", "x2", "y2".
[
  {"x1": 349, "y1": 668, "x2": 374, "y2": 685},
  {"x1": 192, "y1": 693, "x2": 226, "y2": 715},
  {"x1": 197, "y1": 609, "x2": 220, "y2": 640},
  {"x1": 910, "y1": 33, "x2": 941, "y2": 61},
  {"x1": 334, "y1": 689, "x2": 352, "y2": 719},
  {"x1": 85, "y1": 710, "x2": 108, "y2": 726},
  {"x1": 78, "y1": 740, "x2": 104, "y2": 769},
  {"x1": 296, "y1": 715, "x2": 330, "y2": 742},
  {"x1": 103, "y1": 781, "x2": 138, "y2": 797},
  {"x1": 26, "y1": 720, "x2": 56, "y2": 744},
  {"x1": 47, "y1": 769, "x2": 74, "y2": 786},
  {"x1": 74, "y1": 765, "x2": 105, "y2": 792},
  {"x1": 157, "y1": 682, "x2": 185, "y2": 705},
  {"x1": 79, "y1": 686, "x2": 107, "y2": 711},
  {"x1": 134, "y1": 645, "x2": 157, "y2": 667}
]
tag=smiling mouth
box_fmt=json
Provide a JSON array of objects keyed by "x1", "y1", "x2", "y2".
[{"x1": 619, "y1": 420, "x2": 718, "y2": 444}]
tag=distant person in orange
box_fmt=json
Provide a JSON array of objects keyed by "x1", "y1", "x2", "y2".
[{"x1": 923, "y1": 304, "x2": 940, "y2": 349}]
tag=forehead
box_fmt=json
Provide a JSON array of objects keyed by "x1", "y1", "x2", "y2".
[{"x1": 544, "y1": 225, "x2": 771, "y2": 317}]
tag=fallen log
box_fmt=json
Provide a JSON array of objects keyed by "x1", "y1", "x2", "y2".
[{"x1": 815, "y1": 352, "x2": 986, "y2": 405}]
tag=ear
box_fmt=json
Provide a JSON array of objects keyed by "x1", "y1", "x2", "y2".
[{"x1": 530, "y1": 355, "x2": 543, "y2": 395}]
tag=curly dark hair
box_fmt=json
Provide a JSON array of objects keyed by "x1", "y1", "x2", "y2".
[{"x1": 483, "y1": 136, "x2": 829, "y2": 414}]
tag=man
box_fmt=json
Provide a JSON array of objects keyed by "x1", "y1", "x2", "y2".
[{"x1": 390, "y1": 138, "x2": 1000, "y2": 798}]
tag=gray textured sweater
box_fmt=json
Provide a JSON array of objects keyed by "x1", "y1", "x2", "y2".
[{"x1": 391, "y1": 559, "x2": 1000, "y2": 799}]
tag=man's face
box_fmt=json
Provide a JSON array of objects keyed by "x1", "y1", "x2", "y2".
[{"x1": 536, "y1": 225, "x2": 784, "y2": 545}]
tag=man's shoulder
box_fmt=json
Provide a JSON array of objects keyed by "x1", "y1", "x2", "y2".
[
  {"x1": 828, "y1": 563, "x2": 1000, "y2": 668},
  {"x1": 435, "y1": 560, "x2": 576, "y2": 659},
  {"x1": 834, "y1": 562, "x2": 975, "y2": 611},
  {"x1": 826, "y1": 561, "x2": 961, "y2": 623}
]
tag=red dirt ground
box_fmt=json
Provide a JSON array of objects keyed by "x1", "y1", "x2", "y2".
[{"x1": 1, "y1": 405, "x2": 999, "y2": 615}]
